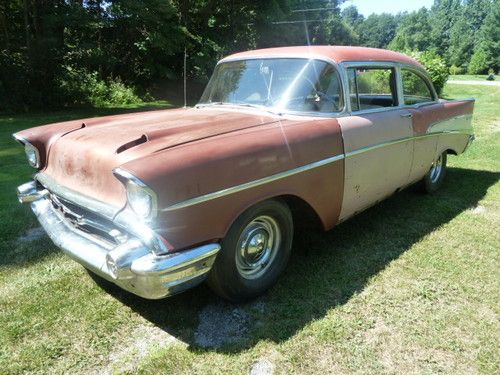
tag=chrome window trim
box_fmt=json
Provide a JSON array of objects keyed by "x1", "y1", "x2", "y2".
[
  {"x1": 341, "y1": 62, "x2": 401, "y2": 114},
  {"x1": 204, "y1": 55, "x2": 349, "y2": 118},
  {"x1": 340, "y1": 61, "x2": 440, "y2": 114},
  {"x1": 399, "y1": 66, "x2": 438, "y2": 106}
]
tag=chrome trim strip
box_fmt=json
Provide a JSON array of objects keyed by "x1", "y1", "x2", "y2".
[
  {"x1": 12, "y1": 133, "x2": 28, "y2": 145},
  {"x1": 162, "y1": 128, "x2": 471, "y2": 211},
  {"x1": 162, "y1": 153, "x2": 345, "y2": 212},
  {"x1": 35, "y1": 172, "x2": 120, "y2": 220},
  {"x1": 344, "y1": 131, "x2": 471, "y2": 158}
]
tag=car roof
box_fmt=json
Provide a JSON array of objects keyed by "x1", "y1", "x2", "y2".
[{"x1": 221, "y1": 46, "x2": 424, "y2": 69}]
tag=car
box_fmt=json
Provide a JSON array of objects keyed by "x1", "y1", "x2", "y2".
[{"x1": 14, "y1": 46, "x2": 475, "y2": 301}]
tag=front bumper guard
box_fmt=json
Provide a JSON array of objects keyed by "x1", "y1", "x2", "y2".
[{"x1": 18, "y1": 181, "x2": 220, "y2": 299}]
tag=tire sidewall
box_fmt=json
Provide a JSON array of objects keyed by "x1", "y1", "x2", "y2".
[
  {"x1": 424, "y1": 151, "x2": 447, "y2": 193},
  {"x1": 209, "y1": 199, "x2": 293, "y2": 300}
]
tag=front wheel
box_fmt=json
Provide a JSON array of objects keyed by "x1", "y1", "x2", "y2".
[
  {"x1": 421, "y1": 151, "x2": 447, "y2": 193},
  {"x1": 207, "y1": 199, "x2": 293, "y2": 302}
]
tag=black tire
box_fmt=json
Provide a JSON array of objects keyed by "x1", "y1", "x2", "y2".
[
  {"x1": 421, "y1": 151, "x2": 447, "y2": 193},
  {"x1": 207, "y1": 199, "x2": 293, "y2": 302}
]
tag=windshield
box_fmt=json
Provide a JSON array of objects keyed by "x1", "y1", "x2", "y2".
[{"x1": 199, "y1": 58, "x2": 343, "y2": 113}]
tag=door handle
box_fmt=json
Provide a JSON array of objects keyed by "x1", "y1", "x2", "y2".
[{"x1": 401, "y1": 113, "x2": 413, "y2": 118}]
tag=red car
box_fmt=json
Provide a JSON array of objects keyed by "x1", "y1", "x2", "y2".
[{"x1": 14, "y1": 46, "x2": 475, "y2": 301}]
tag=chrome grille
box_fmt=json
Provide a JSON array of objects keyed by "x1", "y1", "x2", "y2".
[{"x1": 48, "y1": 193, "x2": 128, "y2": 245}]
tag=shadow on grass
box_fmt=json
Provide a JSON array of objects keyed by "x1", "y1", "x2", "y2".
[{"x1": 91, "y1": 167, "x2": 498, "y2": 352}]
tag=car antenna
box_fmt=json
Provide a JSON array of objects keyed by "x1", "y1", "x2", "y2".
[{"x1": 183, "y1": 47, "x2": 187, "y2": 108}]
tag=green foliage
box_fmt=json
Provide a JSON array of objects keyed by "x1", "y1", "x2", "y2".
[
  {"x1": 449, "y1": 65, "x2": 465, "y2": 75},
  {"x1": 474, "y1": 0, "x2": 500, "y2": 72},
  {"x1": 0, "y1": 0, "x2": 497, "y2": 110},
  {"x1": 59, "y1": 67, "x2": 142, "y2": 107},
  {"x1": 388, "y1": 8, "x2": 432, "y2": 52},
  {"x1": 357, "y1": 13, "x2": 398, "y2": 49},
  {"x1": 468, "y1": 49, "x2": 490, "y2": 74},
  {"x1": 446, "y1": 0, "x2": 492, "y2": 68},
  {"x1": 409, "y1": 51, "x2": 449, "y2": 95}
]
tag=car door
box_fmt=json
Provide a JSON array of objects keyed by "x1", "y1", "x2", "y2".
[
  {"x1": 337, "y1": 65, "x2": 414, "y2": 221},
  {"x1": 399, "y1": 68, "x2": 441, "y2": 183}
]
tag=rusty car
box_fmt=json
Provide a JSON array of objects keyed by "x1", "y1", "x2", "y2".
[{"x1": 14, "y1": 46, "x2": 475, "y2": 301}]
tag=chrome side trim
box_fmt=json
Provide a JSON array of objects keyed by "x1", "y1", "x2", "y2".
[
  {"x1": 35, "y1": 172, "x2": 120, "y2": 220},
  {"x1": 162, "y1": 128, "x2": 471, "y2": 212},
  {"x1": 162, "y1": 153, "x2": 345, "y2": 212},
  {"x1": 344, "y1": 131, "x2": 471, "y2": 159}
]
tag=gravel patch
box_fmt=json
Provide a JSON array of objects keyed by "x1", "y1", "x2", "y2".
[
  {"x1": 17, "y1": 227, "x2": 46, "y2": 243},
  {"x1": 249, "y1": 358, "x2": 275, "y2": 375},
  {"x1": 194, "y1": 302, "x2": 250, "y2": 348},
  {"x1": 93, "y1": 324, "x2": 180, "y2": 375}
]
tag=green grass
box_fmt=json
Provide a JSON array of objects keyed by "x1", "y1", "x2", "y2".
[
  {"x1": 449, "y1": 74, "x2": 496, "y2": 81},
  {"x1": 1, "y1": 86, "x2": 499, "y2": 374}
]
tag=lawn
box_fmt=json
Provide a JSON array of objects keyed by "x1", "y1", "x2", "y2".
[
  {"x1": 449, "y1": 74, "x2": 496, "y2": 81},
  {"x1": 0, "y1": 84, "x2": 499, "y2": 374}
]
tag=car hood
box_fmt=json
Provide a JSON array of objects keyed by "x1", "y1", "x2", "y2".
[{"x1": 41, "y1": 107, "x2": 281, "y2": 209}]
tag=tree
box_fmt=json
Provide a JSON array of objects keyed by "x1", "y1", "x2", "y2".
[
  {"x1": 341, "y1": 5, "x2": 364, "y2": 29},
  {"x1": 446, "y1": 0, "x2": 492, "y2": 69},
  {"x1": 357, "y1": 13, "x2": 398, "y2": 49},
  {"x1": 472, "y1": 0, "x2": 500, "y2": 72},
  {"x1": 468, "y1": 49, "x2": 490, "y2": 74},
  {"x1": 389, "y1": 8, "x2": 432, "y2": 52},
  {"x1": 429, "y1": 0, "x2": 462, "y2": 59}
]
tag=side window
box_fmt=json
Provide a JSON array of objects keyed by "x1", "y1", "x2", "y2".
[
  {"x1": 347, "y1": 67, "x2": 397, "y2": 111},
  {"x1": 401, "y1": 70, "x2": 434, "y2": 105},
  {"x1": 347, "y1": 68, "x2": 359, "y2": 111}
]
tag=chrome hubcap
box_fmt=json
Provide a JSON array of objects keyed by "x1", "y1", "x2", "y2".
[
  {"x1": 430, "y1": 154, "x2": 444, "y2": 183},
  {"x1": 235, "y1": 215, "x2": 281, "y2": 279}
]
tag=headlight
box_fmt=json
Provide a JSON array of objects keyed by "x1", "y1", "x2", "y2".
[
  {"x1": 126, "y1": 181, "x2": 154, "y2": 218},
  {"x1": 25, "y1": 143, "x2": 40, "y2": 168},
  {"x1": 13, "y1": 134, "x2": 40, "y2": 168},
  {"x1": 113, "y1": 168, "x2": 157, "y2": 219}
]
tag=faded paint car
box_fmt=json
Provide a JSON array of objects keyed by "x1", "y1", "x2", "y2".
[{"x1": 14, "y1": 46, "x2": 475, "y2": 301}]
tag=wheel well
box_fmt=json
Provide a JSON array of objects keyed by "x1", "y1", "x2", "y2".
[{"x1": 277, "y1": 195, "x2": 323, "y2": 231}]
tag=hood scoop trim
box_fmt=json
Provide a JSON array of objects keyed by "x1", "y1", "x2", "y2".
[
  {"x1": 116, "y1": 134, "x2": 148, "y2": 154},
  {"x1": 60, "y1": 123, "x2": 86, "y2": 138}
]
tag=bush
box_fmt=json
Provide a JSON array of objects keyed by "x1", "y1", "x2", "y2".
[
  {"x1": 468, "y1": 49, "x2": 490, "y2": 75},
  {"x1": 59, "y1": 67, "x2": 143, "y2": 107},
  {"x1": 449, "y1": 65, "x2": 464, "y2": 75},
  {"x1": 408, "y1": 51, "x2": 449, "y2": 96}
]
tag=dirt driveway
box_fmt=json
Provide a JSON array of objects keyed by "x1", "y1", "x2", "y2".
[{"x1": 448, "y1": 80, "x2": 500, "y2": 86}]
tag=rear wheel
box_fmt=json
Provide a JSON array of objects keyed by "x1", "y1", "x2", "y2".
[
  {"x1": 207, "y1": 199, "x2": 293, "y2": 302},
  {"x1": 421, "y1": 151, "x2": 447, "y2": 193}
]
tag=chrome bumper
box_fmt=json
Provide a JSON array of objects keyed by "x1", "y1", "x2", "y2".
[{"x1": 18, "y1": 181, "x2": 220, "y2": 299}]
